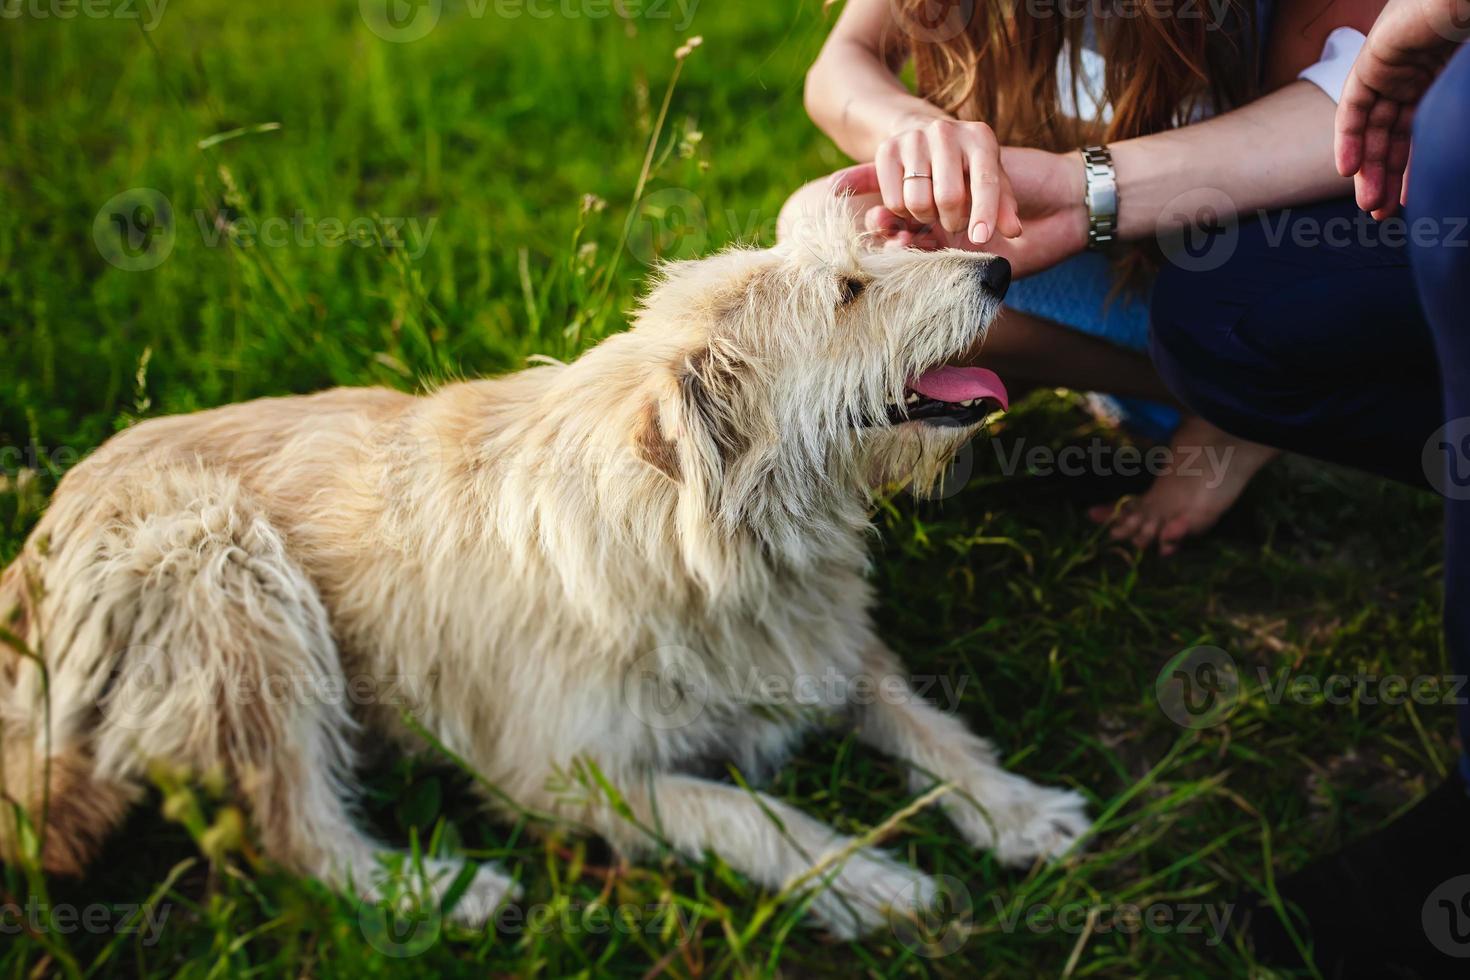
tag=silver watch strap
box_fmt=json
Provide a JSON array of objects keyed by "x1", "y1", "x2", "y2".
[{"x1": 1081, "y1": 145, "x2": 1118, "y2": 251}]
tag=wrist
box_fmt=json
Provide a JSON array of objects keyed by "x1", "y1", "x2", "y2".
[
  {"x1": 1107, "y1": 137, "x2": 1161, "y2": 241},
  {"x1": 1064, "y1": 151, "x2": 1090, "y2": 251},
  {"x1": 884, "y1": 107, "x2": 951, "y2": 140}
]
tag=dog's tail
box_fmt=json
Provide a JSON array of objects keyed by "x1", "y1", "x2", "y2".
[{"x1": 0, "y1": 558, "x2": 131, "y2": 875}]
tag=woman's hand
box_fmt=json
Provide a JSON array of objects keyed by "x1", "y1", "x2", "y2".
[
  {"x1": 832, "y1": 148, "x2": 1087, "y2": 279},
  {"x1": 1335, "y1": 0, "x2": 1463, "y2": 218},
  {"x1": 872, "y1": 117, "x2": 1024, "y2": 245},
  {"x1": 983, "y1": 147, "x2": 1089, "y2": 276}
]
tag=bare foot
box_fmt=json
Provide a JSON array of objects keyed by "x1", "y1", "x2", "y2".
[{"x1": 1087, "y1": 416, "x2": 1278, "y2": 556}]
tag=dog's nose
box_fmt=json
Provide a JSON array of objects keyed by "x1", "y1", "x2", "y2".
[{"x1": 979, "y1": 257, "x2": 1011, "y2": 298}]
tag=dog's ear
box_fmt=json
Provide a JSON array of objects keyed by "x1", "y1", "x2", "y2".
[{"x1": 634, "y1": 344, "x2": 747, "y2": 484}]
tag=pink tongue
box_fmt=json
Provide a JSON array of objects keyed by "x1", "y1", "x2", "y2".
[{"x1": 908, "y1": 366, "x2": 1009, "y2": 410}]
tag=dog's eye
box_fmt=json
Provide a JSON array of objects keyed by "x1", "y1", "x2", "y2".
[{"x1": 839, "y1": 277, "x2": 865, "y2": 305}]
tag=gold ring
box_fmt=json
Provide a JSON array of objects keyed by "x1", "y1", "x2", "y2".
[{"x1": 903, "y1": 172, "x2": 931, "y2": 181}]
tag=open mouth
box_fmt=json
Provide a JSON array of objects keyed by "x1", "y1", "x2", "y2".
[{"x1": 886, "y1": 366, "x2": 1009, "y2": 426}]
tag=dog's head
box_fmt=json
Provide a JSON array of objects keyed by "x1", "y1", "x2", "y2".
[{"x1": 602, "y1": 197, "x2": 1009, "y2": 562}]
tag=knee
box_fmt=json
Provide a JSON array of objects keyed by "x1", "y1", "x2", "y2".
[
  {"x1": 1148, "y1": 263, "x2": 1298, "y2": 442},
  {"x1": 1406, "y1": 46, "x2": 1470, "y2": 294},
  {"x1": 1411, "y1": 45, "x2": 1470, "y2": 195},
  {"x1": 1149, "y1": 264, "x2": 1238, "y2": 413}
]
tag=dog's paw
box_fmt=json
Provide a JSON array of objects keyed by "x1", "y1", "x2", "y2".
[
  {"x1": 945, "y1": 772, "x2": 1092, "y2": 865},
  {"x1": 800, "y1": 849, "x2": 938, "y2": 940},
  {"x1": 991, "y1": 784, "x2": 1091, "y2": 865},
  {"x1": 434, "y1": 861, "x2": 523, "y2": 928},
  {"x1": 363, "y1": 858, "x2": 521, "y2": 930}
]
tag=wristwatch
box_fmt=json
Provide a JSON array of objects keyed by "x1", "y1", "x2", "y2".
[{"x1": 1081, "y1": 145, "x2": 1118, "y2": 251}]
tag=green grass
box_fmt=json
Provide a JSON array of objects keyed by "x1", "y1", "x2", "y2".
[{"x1": 0, "y1": 1, "x2": 1450, "y2": 976}]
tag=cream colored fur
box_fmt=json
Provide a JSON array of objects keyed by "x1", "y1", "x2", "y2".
[{"x1": 0, "y1": 202, "x2": 1089, "y2": 937}]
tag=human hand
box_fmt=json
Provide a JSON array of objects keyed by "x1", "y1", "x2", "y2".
[
  {"x1": 831, "y1": 148, "x2": 1087, "y2": 279},
  {"x1": 867, "y1": 116, "x2": 1024, "y2": 245},
  {"x1": 1335, "y1": 0, "x2": 1465, "y2": 218}
]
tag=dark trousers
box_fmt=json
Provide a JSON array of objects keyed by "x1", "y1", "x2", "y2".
[{"x1": 1150, "y1": 45, "x2": 1470, "y2": 778}]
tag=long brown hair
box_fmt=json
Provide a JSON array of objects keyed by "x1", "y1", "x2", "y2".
[{"x1": 888, "y1": 0, "x2": 1257, "y2": 150}]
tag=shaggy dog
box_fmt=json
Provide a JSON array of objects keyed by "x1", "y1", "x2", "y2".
[{"x1": 0, "y1": 204, "x2": 1088, "y2": 936}]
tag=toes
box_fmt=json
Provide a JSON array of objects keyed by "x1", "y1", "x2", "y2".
[
  {"x1": 992, "y1": 786, "x2": 1093, "y2": 865},
  {"x1": 1108, "y1": 503, "x2": 1142, "y2": 540},
  {"x1": 1158, "y1": 514, "x2": 1193, "y2": 557},
  {"x1": 805, "y1": 851, "x2": 936, "y2": 938},
  {"x1": 1130, "y1": 516, "x2": 1161, "y2": 550}
]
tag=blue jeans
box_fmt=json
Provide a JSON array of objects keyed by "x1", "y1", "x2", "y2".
[{"x1": 1150, "y1": 44, "x2": 1470, "y2": 780}]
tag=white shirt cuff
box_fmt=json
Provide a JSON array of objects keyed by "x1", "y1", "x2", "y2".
[{"x1": 1297, "y1": 26, "x2": 1367, "y2": 104}]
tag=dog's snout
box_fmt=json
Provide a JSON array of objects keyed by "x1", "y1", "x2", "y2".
[{"x1": 978, "y1": 257, "x2": 1011, "y2": 298}]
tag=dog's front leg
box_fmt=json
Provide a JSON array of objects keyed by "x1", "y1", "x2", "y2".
[
  {"x1": 585, "y1": 772, "x2": 936, "y2": 939},
  {"x1": 852, "y1": 645, "x2": 1091, "y2": 865}
]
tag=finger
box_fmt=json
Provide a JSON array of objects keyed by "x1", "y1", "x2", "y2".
[
  {"x1": 964, "y1": 131, "x2": 1003, "y2": 244},
  {"x1": 1158, "y1": 515, "x2": 1191, "y2": 556},
  {"x1": 1375, "y1": 132, "x2": 1411, "y2": 218},
  {"x1": 1356, "y1": 99, "x2": 1402, "y2": 211},
  {"x1": 864, "y1": 205, "x2": 905, "y2": 238},
  {"x1": 1131, "y1": 517, "x2": 1161, "y2": 551},
  {"x1": 875, "y1": 139, "x2": 908, "y2": 218},
  {"x1": 1401, "y1": 148, "x2": 1413, "y2": 208},
  {"x1": 1334, "y1": 76, "x2": 1374, "y2": 176},
  {"x1": 828, "y1": 163, "x2": 881, "y2": 197},
  {"x1": 900, "y1": 131, "x2": 939, "y2": 226},
  {"x1": 1110, "y1": 505, "x2": 1143, "y2": 541},
  {"x1": 926, "y1": 125, "x2": 970, "y2": 235},
  {"x1": 1377, "y1": 112, "x2": 1415, "y2": 218},
  {"x1": 996, "y1": 168, "x2": 1023, "y2": 239}
]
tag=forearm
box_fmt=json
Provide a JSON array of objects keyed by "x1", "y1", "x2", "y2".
[
  {"x1": 802, "y1": 0, "x2": 950, "y2": 161},
  {"x1": 804, "y1": 41, "x2": 946, "y2": 161},
  {"x1": 1111, "y1": 81, "x2": 1352, "y2": 239}
]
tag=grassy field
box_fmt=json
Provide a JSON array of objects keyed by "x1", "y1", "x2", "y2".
[{"x1": 0, "y1": 1, "x2": 1452, "y2": 976}]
